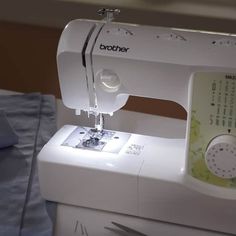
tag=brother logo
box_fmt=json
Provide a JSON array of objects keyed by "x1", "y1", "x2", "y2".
[{"x1": 99, "y1": 44, "x2": 129, "y2": 53}]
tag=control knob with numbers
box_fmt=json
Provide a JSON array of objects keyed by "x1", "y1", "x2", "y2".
[{"x1": 205, "y1": 135, "x2": 236, "y2": 179}]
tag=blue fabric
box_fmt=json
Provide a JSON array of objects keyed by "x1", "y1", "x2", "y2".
[
  {"x1": 0, "y1": 93, "x2": 57, "y2": 236},
  {"x1": 0, "y1": 110, "x2": 18, "y2": 148}
]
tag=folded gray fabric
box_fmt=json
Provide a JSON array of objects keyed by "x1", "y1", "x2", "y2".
[
  {"x1": 0, "y1": 110, "x2": 18, "y2": 148},
  {"x1": 0, "y1": 93, "x2": 57, "y2": 236}
]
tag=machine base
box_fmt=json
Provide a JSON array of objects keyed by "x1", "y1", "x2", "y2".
[{"x1": 38, "y1": 125, "x2": 236, "y2": 235}]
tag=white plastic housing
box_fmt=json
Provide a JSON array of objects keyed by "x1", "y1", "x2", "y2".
[
  {"x1": 38, "y1": 125, "x2": 236, "y2": 235},
  {"x1": 57, "y1": 19, "x2": 236, "y2": 114},
  {"x1": 57, "y1": 20, "x2": 103, "y2": 113}
]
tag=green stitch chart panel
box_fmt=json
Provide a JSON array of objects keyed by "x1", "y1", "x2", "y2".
[{"x1": 187, "y1": 72, "x2": 236, "y2": 188}]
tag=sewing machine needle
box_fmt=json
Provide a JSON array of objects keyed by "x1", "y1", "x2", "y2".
[{"x1": 95, "y1": 113, "x2": 104, "y2": 132}]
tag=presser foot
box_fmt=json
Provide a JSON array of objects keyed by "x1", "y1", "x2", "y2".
[
  {"x1": 82, "y1": 128, "x2": 106, "y2": 149},
  {"x1": 62, "y1": 126, "x2": 131, "y2": 153}
]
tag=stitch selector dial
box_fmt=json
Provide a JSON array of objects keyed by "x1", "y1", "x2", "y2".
[{"x1": 205, "y1": 135, "x2": 236, "y2": 179}]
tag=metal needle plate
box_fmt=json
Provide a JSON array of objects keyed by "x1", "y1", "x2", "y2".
[{"x1": 62, "y1": 126, "x2": 131, "y2": 153}]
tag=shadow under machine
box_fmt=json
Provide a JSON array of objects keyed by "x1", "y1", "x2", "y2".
[{"x1": 38, "y1": 9, "x2": 236, "y2": 236}]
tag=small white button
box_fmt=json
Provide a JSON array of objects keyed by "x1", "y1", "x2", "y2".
[{"x1": 97, "y1": 69, "x2": 121, "y2": 92}]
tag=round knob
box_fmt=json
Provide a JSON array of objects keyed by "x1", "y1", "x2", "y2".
[
  {"x1": 97, "y1": 69, "x2": 121, "y2": 92},
  {"x1": 205, "y1": 135, "x2": 236, "y2": 179}
]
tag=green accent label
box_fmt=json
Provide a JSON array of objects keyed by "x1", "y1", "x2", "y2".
[{"x1": 187, "y1": 72, "x2": 236, "y2": 188}]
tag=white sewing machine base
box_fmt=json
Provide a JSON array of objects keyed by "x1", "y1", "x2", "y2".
[{"x1": 38, "y1": 125, "x2": 236, "y2": 235}]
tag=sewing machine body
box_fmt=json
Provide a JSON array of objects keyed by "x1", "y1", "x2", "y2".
[
  {"x1": 38, "y1": 19, "x2": 236, "y2": 235},
  {"x1": 57, "y1": 19, "x2": 236, "y2": 114}
]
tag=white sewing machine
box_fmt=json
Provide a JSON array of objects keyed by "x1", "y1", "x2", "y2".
[{"x1": 38, "y1": 17, "x2": 236, "y2": 235}]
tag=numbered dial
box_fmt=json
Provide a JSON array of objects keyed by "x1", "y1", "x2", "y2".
[{"x1": 205, "y1": 135, "x2": 236, "y2": 179}]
